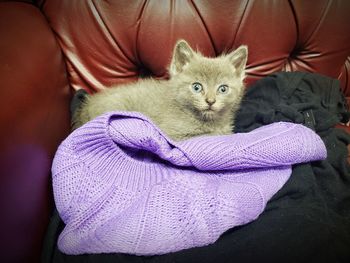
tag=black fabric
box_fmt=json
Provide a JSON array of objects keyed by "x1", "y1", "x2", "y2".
[
  {"x1": 70, "y1": 89, "x2": 88, "y2": 117},
  {"x1": 42, "y1": 72, "x2": 350, "y2": 263}
]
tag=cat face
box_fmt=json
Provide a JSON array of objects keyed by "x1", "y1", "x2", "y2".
[{"x1": 169, "y1": 40, "x2": 248, "y2": 121}]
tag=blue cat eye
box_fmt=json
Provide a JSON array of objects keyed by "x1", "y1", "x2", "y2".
[
  {"x1": 217, "y1": 85, "x2": 229, "y2": 94},
  {"x1": 191, "y1": 82, "x2": 203, "y2": 93}
]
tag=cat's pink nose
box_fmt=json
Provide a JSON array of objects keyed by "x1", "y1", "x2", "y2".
[{"x1": 206, "y1": 98, "x2": 216, "y2": 106}]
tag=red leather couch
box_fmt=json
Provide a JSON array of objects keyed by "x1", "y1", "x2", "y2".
[{"x1": 0, "y1": 1, "x2": 349, "y2": 262}]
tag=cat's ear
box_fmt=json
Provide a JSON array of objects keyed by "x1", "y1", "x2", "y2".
[
  {"x1": 170, "y1": 40, "x2": 195, "y2": 76},
  {"x1": 227, "y1": 45, "x2": 248, "y2": 78}
]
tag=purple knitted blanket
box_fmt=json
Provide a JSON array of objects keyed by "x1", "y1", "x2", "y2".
[{"x1": 52, "y1": 112, "x2": 326, "y2": 256}]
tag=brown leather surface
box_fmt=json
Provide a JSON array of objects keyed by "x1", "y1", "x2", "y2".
[
  {"x1": 0, "y1": 2, "x2": 71, "y2": 262},
  {"x1": 40, "y1": 0, "x2": 350, "y2": 94},
  {"x1": 0, "y1": 0, "x2": 34, "y2": 3},
  {"x1": 340, "y1": 57, "x2": 350, "y2": 96}
]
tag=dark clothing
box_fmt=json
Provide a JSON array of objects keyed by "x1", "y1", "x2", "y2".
[{"x1": 42, "y1": 72, "x2": 350, "y2": 263}]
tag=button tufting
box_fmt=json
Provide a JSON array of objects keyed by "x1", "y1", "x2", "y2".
[{"x1": 139, "y1": 67, "x2": 153, "y2": 78}]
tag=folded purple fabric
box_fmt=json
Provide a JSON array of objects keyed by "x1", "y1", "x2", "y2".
[{"x1": 52, "y1": 112, "x2": 327, "y2": 256}]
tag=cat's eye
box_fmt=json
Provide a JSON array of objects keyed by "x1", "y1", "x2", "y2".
[
  {"x1": 191, "y1": 82, "x2": 203, "y2": 93},
  {"x1": 217, "y1": 85, "x2": 229, "y2": 94}
]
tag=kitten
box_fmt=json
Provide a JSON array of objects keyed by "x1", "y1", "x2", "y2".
[{"x1": 72, "y1": 40, "x2": 248, "y2": 141}]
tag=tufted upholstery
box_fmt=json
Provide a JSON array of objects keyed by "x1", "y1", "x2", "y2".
[
  {"x1": 0, "y1": 0, "x2": 349, "y2": 262},
  {"x1": 38, "y1": 0, "x2": 350, "y2": 97}
]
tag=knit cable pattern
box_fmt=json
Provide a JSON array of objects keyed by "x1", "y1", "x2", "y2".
[{"x1": 52, "y1": 112, "x2": 327, "y2": 255}]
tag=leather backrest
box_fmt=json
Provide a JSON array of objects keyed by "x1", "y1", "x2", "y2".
[
  {"x1": 0, "y1": 2, "x2": 71, "y2": 262},
  {"x1": 39, "y1": 0, "x2": 350, "y2": 98}
]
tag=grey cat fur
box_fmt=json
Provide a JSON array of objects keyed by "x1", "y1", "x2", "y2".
[{"x1": 72, "y1": 40, "x2": 248, "y2": 141}]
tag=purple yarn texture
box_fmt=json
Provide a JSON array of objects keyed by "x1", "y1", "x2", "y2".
[{"x1": 52, "y1": 112, "x2": 327, "y2": 255}]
